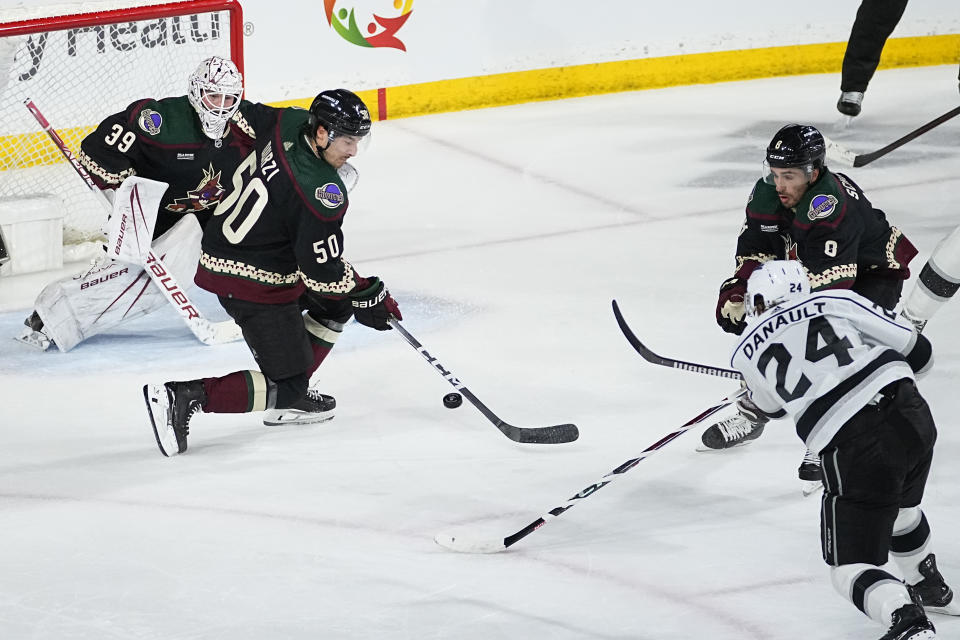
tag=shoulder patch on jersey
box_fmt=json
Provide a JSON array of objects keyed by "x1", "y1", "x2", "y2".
[
  {"x1": 138, "y1": 109, "x2": 162, "y2": 135},
  {"x1": 807, "y1": 194, "x2": 838, "y2": 221},
  {"x1": 315, "y1": 183, "x2": 345, "y2": 209}
]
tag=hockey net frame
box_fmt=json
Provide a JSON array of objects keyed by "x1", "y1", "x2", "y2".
[{"x1": 0, "y1": 0, "x2": 244, "y2": 255}]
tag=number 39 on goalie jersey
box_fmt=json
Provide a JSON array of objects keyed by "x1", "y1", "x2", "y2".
[{"x1": 730, "y1": 290, "x2": 931, "y2": 454}]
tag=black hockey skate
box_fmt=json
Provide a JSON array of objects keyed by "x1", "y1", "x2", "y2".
[
  {"x1": 798, "y1": 448, "x2": 823, "y2": 481},
  {"x1": 837, "y1": 91, "x2": 864, "y2": 117},
  {"x1": 15, "y1": 310, "x2": 53, "y2": 351},
  {"x1": 699, "y1": 391, "x2": 769, "y2": 451},
  {"x1": 262, "y1": 389, "x2": 336, "y2": 427},
  {"x1": 143, "y1": 380, "x2": 207, "y2": 457},
  {"x1": 900, "y1": 309, "x2": 928, "y2": 334},
  {"x1": 798, "y1": 448, "x2": 823, "y2": 496},
  {"x1": 879, "y1": 604, "x2": 936, "y2": 639},
  {"x1": 912, "y1": 554, "x2": 960, "y2": 615}
]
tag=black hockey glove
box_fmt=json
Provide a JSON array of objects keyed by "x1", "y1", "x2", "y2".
[
  {"x1": 716, "y1": 276, "x2": 747, "y2": 335},
  {"x1": 350, "y1": 277, "x2": 402, "y2": 331}
]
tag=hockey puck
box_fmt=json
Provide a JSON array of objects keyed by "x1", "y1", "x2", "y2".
[{"x1": 443, "y1": 392, "x2": 463, "y2": 409}]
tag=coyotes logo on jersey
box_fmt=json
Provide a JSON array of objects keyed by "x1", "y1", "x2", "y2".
[{"x1": 166, "y1": 165, "x2": 226, "y2": 213}]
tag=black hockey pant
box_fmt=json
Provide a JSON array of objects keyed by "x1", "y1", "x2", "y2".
[
  {"x1": 841, "y1": 0, "x2": 909, "y2": 92},
  {"x1": 819, "y1": 379, "x2": 936, "y2": 566}
]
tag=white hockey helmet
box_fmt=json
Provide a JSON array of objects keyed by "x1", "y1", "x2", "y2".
[
  {"x1": 745, "y1": 260, "x2": 810, "y2": 318},
  {"x1": 188, "y1": 56, "x2": 243, "y2": 140}
]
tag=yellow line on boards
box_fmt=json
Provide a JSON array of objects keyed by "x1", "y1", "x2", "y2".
[
  {"x1": 368, "y1": 34, "x2": 958, "y2": 121},
  {"x1": 2, "y1": 34, "x2": 956, "y2": 170}
]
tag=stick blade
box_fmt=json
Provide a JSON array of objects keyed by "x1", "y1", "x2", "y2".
[
  {"x1": 611, "y1": 299, "x2": 667, "y2": 365},
  {"x1": 197, "y1": 320, "x2": 244, "y2": 346},
  {"x1": 823, "y1": 136, "x2": 857, "y2": 168},
  {"x1": 434, "y1": 532, "x2": 507, "y2": 554},
  {"x1": 505, "y1": 423, "x2": 579, "y2": 444},
  {"x1": 852, "y1": 152, "x2": 876, "y2": 168}
]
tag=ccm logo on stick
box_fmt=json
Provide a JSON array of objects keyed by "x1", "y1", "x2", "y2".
[{"x1": 416, "y1": 347, "x2": 464, "y2": 389}]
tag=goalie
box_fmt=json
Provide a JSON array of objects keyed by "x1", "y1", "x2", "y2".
[{"x1": 16, "y1": 56, "x2": 275, "y2": 352}]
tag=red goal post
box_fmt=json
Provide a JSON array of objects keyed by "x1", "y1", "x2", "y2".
[{"x1": 0, "y1": 0, "x2": 244, "y2": 253}]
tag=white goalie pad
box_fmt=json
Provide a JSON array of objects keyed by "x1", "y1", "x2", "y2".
[
  {"x1": 34, "y1": 214, "x2": 202, "y2": 352},
  {"x1": 106, "y1": 176, "x2": 168, "y2": 265}
]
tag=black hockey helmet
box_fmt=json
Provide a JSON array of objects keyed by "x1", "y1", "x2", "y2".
[
  {"x1": 765, "y1": 124, "x2": 826, "y2": 173},
  {"x1": 307, "y1": 89, "x2": 371, "y2": 140}
]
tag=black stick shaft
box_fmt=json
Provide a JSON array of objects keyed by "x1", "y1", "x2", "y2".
[
  {"x1": 389, "y1": 319, "x2": 579, "y2": 444},
  {"x1": 854, "y1": 105, "x2": 960, "y2": 167},
  {"x1": 612, "y1": 300, "x2": 743, "y2": 380}
]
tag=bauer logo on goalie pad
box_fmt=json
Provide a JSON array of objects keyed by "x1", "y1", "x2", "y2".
[
  {"x1": 79, "y1": 268, "x2": 129, "y2": 290},
  {"x1": 315, "y1": 183, "x2": 345, "y2": 209},
  {"x1": 138, "y1": 109, "x2": 163, "y2": 135},
  {"x1": 807, "y1": 194, "x2": 838, "y2": 221}
]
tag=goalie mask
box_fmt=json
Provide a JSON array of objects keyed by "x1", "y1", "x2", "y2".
[
  {"x1": 745, "y1": 260, "x2": 810, "y2": 318},
  {"x1": 188, "y1": 56, "x2": 243, "y2": 140}
]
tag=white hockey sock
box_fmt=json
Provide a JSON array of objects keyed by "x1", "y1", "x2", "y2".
[
  {"x1": 831, "y1": 563, "x2": 913, "y2": 627},
  {"x1": 903, "y1": 224, "x2": 960, "y2": 324},
  {"x1": 891, "y1": 507, "x2": 932, "y2": 584}
]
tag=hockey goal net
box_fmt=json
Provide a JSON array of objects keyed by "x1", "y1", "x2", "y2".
[{"x1": 0, "y1": 0, "x2": 244, "y2": 253}]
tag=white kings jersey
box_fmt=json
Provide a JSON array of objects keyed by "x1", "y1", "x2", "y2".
[{"x1": 730, "y1": 289, "x2": 929, "y2": 454}]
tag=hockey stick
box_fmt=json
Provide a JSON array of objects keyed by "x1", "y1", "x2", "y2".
[
  {"x1": 435, "y1": 388, "x2": 744, "y2": 553},
  {"x1": 612, "y1": 300, "x2": 743, "y2": 380},
  {"x1": 825, "y1": 105, "x2": 960, "y2": 168},
  {"x1": 388, "y1": 318, "x2": 579, "y2": 444},
  {"x1": 24, "y1": 98, "x2": 241, "y2": 346}
]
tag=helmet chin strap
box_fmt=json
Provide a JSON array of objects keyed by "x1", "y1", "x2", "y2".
[{"x1": 305, "y1": 130, "x2": 329, "y2": 159}]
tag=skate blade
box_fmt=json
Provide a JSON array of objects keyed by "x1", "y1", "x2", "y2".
[
  {"x1": 801, "y1": 480, "x2": 822, "y2": 497},
  {"x1": 143, "y1": 384, "x2": 179, "y2": 457},
  {"x1": 927, "y1": 600, "x2": 960, "y2": 616},
  {"x1": 695, "y1": 441, "x2": 757, "y2": 452},
  {"x1": 13, "y1": 331, "x2": 51, "y2": 351},
  {"x1": 262, "y1": 409, "x2": 336, "y2": 427}
]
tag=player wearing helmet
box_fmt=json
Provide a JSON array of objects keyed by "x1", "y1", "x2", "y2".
[
  {"x1": 17, "y1": 56, "x2": 279, "y2": 353},
  {"x1": 143, "y1": 89, "x2": 401, "y2": 457},
  {"x1": 703, "y1": 124, "x2": 918, "y2": 484},
  {"x1": 731, "y1": 260, "x2": 954, "y2": 640}
]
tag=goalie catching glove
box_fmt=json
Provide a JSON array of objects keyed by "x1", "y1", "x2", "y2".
[{"x1": 351, "y1": 277, "x2": 402, "y2": 330}]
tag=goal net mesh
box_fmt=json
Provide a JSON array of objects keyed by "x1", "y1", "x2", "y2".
[{"x1": 0, "y1": 2, "x2": 239, "y2": 249}]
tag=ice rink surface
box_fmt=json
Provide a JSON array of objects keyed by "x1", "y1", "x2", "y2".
[{"x1": 1, "y1": 66, "x2": 959, "y2": 639}]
